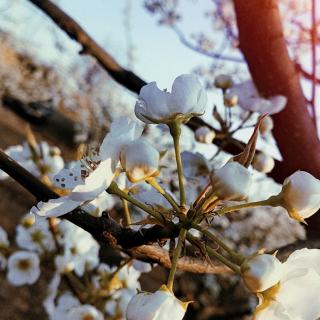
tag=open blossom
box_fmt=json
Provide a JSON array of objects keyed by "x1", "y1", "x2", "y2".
[
  {"x1": 241, "y1": 253, "x2": 283, "y2": 293},
  {"x1": 0, "y1": 142, "x2": 64, "y2": 180},
  {"x1": 230, "y1": 80, "x2": 287, "y2": 114},
  {"x1": 16, "y1": 214, "x2": 55, "y2": 253},
  {"x1": 211, "y1": 162, "x2": 252, "y2": 201},
  {"x1": 31, "y1": 117, "x2": 142, "y2": 218},
  {"x1": 7, "y1": 251, "x2": 40, "y2": 286},
  {"x1": 120, "y1": 138, "x2": 160, "y2": 183},
  {"x1": 100, "y1": 117, "x2": 144, "y2": 170},
  {"x1": 276, "y1": 171, "x2": 320, "y2": 222},
  {"x1": 50, "y1": 292, "x2": 80, "y2": 320},
  {"x1": 255, "y1": 248, "x2": 320, "y2": 320},
  {"x1": 31, "y1": 149, "x2": 114, "y2": 218},
  {"x1": 126, "y1": 285, "x2": 188, "y2": 320},
  {"x1": 55, "y1": 221, "x2": 99, "y2": 276},
  {"x1": 135, "y1": 74, "x2": 207, "y2": 124}
]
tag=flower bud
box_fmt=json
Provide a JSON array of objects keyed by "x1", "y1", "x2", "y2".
[
  {"x1": 278, "y1": 171, "x2": 320, "y2": 222},
  {"x1": 210, "y1": 162, "x2": 252, "y2": 201},
  {"x1": 214, "y1": 74, "x2": 233, "y2": 90},
  {"x1": 223, "y1": 91, "x2": 238, "y2": 107},
  {"x1": 195, "y1": 126, "x2": 216, "y2": 144},
  {"x1": 253, "y1": 153, "x2": 275, "y2": 173},
  {"x1": 120, "y1": 139, "x2": 160, "y2": 183},
  {"x1": 126, "y1": 285, "x2": 188, "y2": 320},
  {"x1": 259, "y1": 116, "x2": 274, "y2": 135},
  {"x1": 241, "y1": 254, "x2": 282, "y2": 293}
]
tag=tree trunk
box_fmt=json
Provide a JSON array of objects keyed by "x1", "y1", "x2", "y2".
[{"x1": 233, "y1": 0, "x2": 320, "y2": 237}]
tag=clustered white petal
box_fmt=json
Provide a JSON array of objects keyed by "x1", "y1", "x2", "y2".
[
  {"x1": 7, "y1": 250, "x2": 40, "y2": 286},
  {"x1": 211, "y1": 162, "x2": 252, "y2": 201},
  {"x1": 278, "y1": 171, "x2": 320, "y2": 222},
  {"x1": 230, "y1": 80, "x2": 287, "y2": 115},
  {"x1": 126, "y1": 285, "x2": 187, "y2": 320},
  {"x1": 135, "y1": 74, "x2": 207, "y2": 124},
  {"x1": 254, "y1": 249, "x2": 320, "y2": 320}
]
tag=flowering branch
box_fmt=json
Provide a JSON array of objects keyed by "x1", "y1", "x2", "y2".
[{"x1": 0, "y1": 148, "x2": 230, "y2": 274}]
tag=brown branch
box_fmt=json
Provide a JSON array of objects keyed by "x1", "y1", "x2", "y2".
[
  {"x1": 28, "y1": 0, "x2": 145, "y2": 94},
  {"x1": 0, "y1": 148, "x2": 228, "y2": 274},
  {"x1": 26, "y1": 0, "x2": 247, "y2": 157},
  {"x1": 295, "y1": 63, "x2": 320, "y2": 85},
  {"x1": 310, "y1": 0, "x2": 318, "y2": 129},
  {"x1": 131, "y1": 245, "x2": 228, "y2": 274}
]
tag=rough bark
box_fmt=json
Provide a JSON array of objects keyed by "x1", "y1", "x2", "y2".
[{"x1": 233, "y1": 0, "x2": 320, "y2": 237}]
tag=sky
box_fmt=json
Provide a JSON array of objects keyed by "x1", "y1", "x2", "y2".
[
  {"x1": 0, "y1": 0, "x2": 237, "y2": 89},
  {"x1": 0, "y1": 0, "x2": 318, "y2": 142}
]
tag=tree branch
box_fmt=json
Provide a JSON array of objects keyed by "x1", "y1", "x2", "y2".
[
  {"x1": 26, "y1": 0, "x2": 248, "y2": 157},
  {"x1": 0, "y1": 148, "x2": 228, "y2": 274}
]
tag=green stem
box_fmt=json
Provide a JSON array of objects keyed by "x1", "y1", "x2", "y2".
[
  {"x1": 191, "y1": 223, "x2": 245, "y2": 265},
  {"x1": 122, "y1": 198, "x2": 131, "y2": 226},
  {"x1": 107, "y1": 182, "x2": 163, "y2": 222},
  {"x1": 186, "y1": 233, "x2": 241, "y2": 274},
  {"x1": 169, "y1": 121, "x2": 186, "y2": 207},
  {"x1": 146, "y1": 178, "x2": 181, "y2": 214},
  {"x1": 167, "y1": 228, "x2": 187, "y2": 292},
  {"x1": 215, "y1": 196, "x2": 280, "y2": 216}
]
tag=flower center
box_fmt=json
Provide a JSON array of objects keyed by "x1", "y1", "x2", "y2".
[
  {"x1": 31, "y1": 230, "x2": 44, "y2": 243},
  {"x1": 82, "y1": 314, "x2": 94, "y2": 320},
  {"x1": 17, "y1": 259, "x2": 31, "y2": 271}
]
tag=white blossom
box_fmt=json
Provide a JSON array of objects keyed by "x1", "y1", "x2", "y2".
[
  {"x1": 16, "y1": 215, "x2": 55, "y2": 253},
  {"x1": 230, "y1": 80, "x2": 287, "y2": 114},
  {"x1": 255, "y1": 249, "x2": 320, "y2": 320},
  {"x1": 43, "y1": 272, "x2": 61, "y2": 317},
  {"x1": 0, "y1": 142, "x2": 64, "y2": 180},
  {"x1": 259, "y1": 116, "x2": 274, "y2": 135},
  {"x1": 253, "y1": 153, "x2": 275, "y2": 173},
  {"x1": 50, "y1": 292, "x2": 80, "y2": 320},
  {"x1": 81, "y1": 191, "x2": 115, "y2": 217},
  {"x1": 55, "y1": 221, "x2": 99, "y2": 276},
  {"x1": 181, "y1": 151, "x2": 210, "y2": 178},
  {"x1": 211, "y1": 162, "x2": 252, "y2": 201},
  {"x1": 135, "y1": 74, "x2": 207, "y2": 124},
  {"x1": 214, "y1": 74, "x2": 233, "y2": 90},
  {"x1": 241, "y1": 253, "x2": 283, "y2": 293},
  {"x1": 120, "y1": 139, "x2": 160, "y2": 183},
  {"x1": 224, "y1": 91, "x2": 238, "y2": 107},
  {"x1": 277, "y1": 171, "x2": 320, "y2": 222},
  {"x1": 31, "y1": 156, "x2": 113, "y2": 217},
  {"x1": 126, "y1": 285, "x2": 187, "y2": 320},
  {"x1": 195, "y1": 126, "x2": 216, "y2": 144},
  {"x1": 100, "y1": 117, "x2": 143, "y2": 170},
  {"x1": 7, "y1": 250, "x2": 40, "y2": 286}
]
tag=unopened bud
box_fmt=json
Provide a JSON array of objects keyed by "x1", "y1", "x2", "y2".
[
  {"x1": 211, "y1": 162, "x2": 252, "y2": 201},
  {"x1": 259, "y1": 116, "x2": 274, "y2": 135},
  {"x1": 214, "y1": 74, "x2": 233, "y2": 90},
  {"x1": 195, "y1": 126, "x2": 216, "y2": 144},
  {"x1": 224, "y1": 91, "x2": 238, "y2": 107},
  {"x1": 253, "y1": 153, "x2": 275, "y2": 173},
  {"x1": 120, "y1": 139, "x2": 160, "y2": 183}
]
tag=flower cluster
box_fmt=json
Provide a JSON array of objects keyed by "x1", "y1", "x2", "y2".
[{"x1": 1, "y1": 73, "x2": 320, "y2": 320}]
